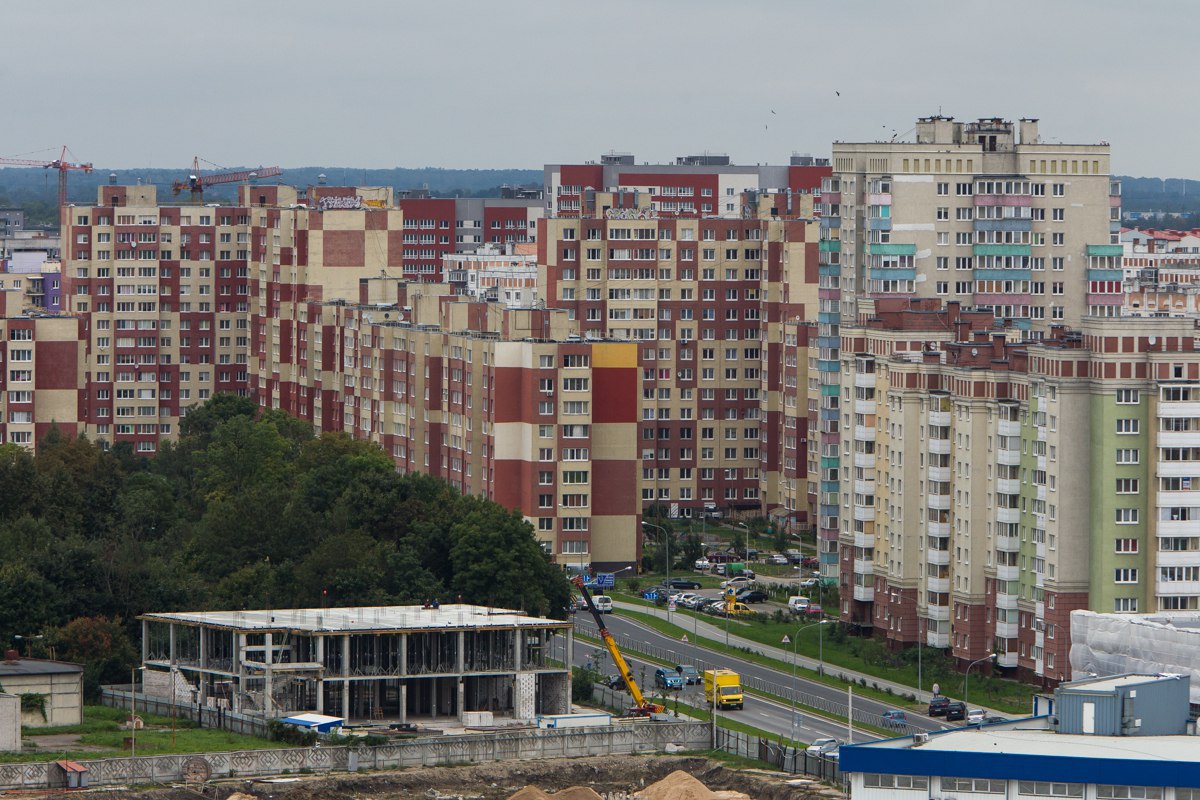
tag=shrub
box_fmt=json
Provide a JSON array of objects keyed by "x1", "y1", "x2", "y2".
[{"x1": 267, "y1": 719, "x2": 318, "y2": 746}]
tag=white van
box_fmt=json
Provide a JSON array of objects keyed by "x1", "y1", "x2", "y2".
[
  {"x1": 593, "y1": 595, "x2": 614, "y2": 613},
  {"x1": 787, "y1": 596, "x2": 810, "y2": 614}
]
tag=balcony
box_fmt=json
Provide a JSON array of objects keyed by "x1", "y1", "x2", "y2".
[
  {"x1": 854, "y1": 425, "x2": 876, "y2": 442},
  {"x1": 996, "y1": 591, "x2": 1018, "y2": 610},
  {"x1": 926, "y1": 576, "x2": 949, "y2": 594},
  {"x1": 927, "y1": 548, "x2": 950, "y2": 566},
  {"x1": 853, "y1": 530, "x2": 875, "y2": 549},
  {"x1": 996, "y1": 507, "x2": 1020, "y2": 524},
  {"x1": 854, "y1": 399, "x2": 876, "y2": 415},
  {"x1": 928, "y1": 410, "x2": 951, "y2": 427},
  {"x1": 1155, "y1": 580, "x2": 1200, "y2": 597},
  {"x1": 995, "y1": 651, "x2": 1018, "y2": 668},
  {"x1": 928, "y1": 494, "x2": 951, "y2": 511},
  {"x1": 998, "y1": 419, "x2": 1020, "y2": 437},
  {"x1": 854, "y1": 479, "x2": 875, "y2": 496},
  {"x1": 1158, "y1": 519, "x2": 1195, "y2": 537},
  {"x1": 928, "y1": 465, "x2": 951, "y2": 482},
  {"x1": 1155, "y1": 550, "x2": 1200, "y2": 567},
  {"x1": 996, "y1": 564, "x2": 1019, "y2": 582},
  {"x1": 853, "y1": 558, "x2": 875, "y2": 576},
  {"x1": 926, "y1": 631, "x2": 950, "y2": 648},
  {"x1": 997, "y1": 449, "x2": 1021, "y2": 466},
  {"x1": 929, "y1": 438, "x2": 951, "y2": 455},
  {"x1": 853, "y1": 505, "x2": 876, "y2": 522},
  {"x1": 1159, "y1": 400, "x2": 1200, "y2": 419},
  {"x1": 1158, "y1": 491, "x2": 1200, "y2": 508},
  {"x1": 996, "y1": 534, "x2": 1020, "y2": 552},
  {"x1": 997, "y1": 478, "x2": 1020, "y2": 496},
  {"x1": 995, "y1": 621, "x2": 1018, "y2": 640},
  {"x1": 926, "y1": 604, "x2": 950, "y2": 622},
  {"x1": 1159, "y1": 460, "x2": 1200, "y2": 478},
  {"x1": 1159, "y1": 431, "x2": 1200, "y2": 449},
  {"x1": 854, "y1": 372, "x2": 876, "y2": 389},
  {"x1": 853, "y1": 584, "x2": 875, "y2": 602},
  {"x1": 928, "y1": 520, "x2": 950, "y2": 537},
  {"x1": 854, "y1": 452, "x2": 875, "y2": 468}
]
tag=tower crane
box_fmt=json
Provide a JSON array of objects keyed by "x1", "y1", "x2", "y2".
[
  {"x1": 172, "y1": 157, "x2": 282, "y2": 199},
  {"x1": 0, "y1": 145, "x2": 93, "y2": 208}
]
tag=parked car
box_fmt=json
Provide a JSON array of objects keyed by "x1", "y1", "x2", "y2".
[
  {"x1": 945, "y1": 701, "x2": 967, "y2": 721},
  {"x1": 787, "y1": 596, "x2": 811, "y2": 614},
  {"x1": 967, "y1": 708, "x2": 987, "y2": 724},
  {"x1": 736, "y1": 588, "x2": 769, "y2": 604},
  {"x1": 667, "y1": 578, "x2": 702, "y2": 590},
  {"x1": 806, "y1": 737, "x2": 842, "y2": 756},
  {"x1": 927, "y1": 696, "x2": 950, "y2": 717},
  {"x1": 804, "y1": 604, "x2": 824, "y2": 617},
  {"x1": 881, "y1": 709, "x2": 908, "y2": 729},
  {"x1": 592, "y1": 595, "x2": 613, "y2": 613},
  {"x1": 654, "y1": 668, "x2": 684, "y2": 690},
  {"x1": 685, "y1": 595, "x2": 710, "y2": 610},
  {"x1": 720, "y1": 576, "x2": 754, "y2": 590},
  {"x1": 715, "y1": 601, "x2": 754, "y2": 617},
  {"x1": 802, "y1": 556, "x2": 820, "y2": 569},
  {"x1": 713, "y1": 564, "x2": 728, "y2": 576},
  {"x1": 768, "y1": 554, "x2": 789, "y2": 565},
  {"x1": 605, "y1": 675, "x2": 628, "y2": 690},
  {"x1": 675, "y1": 664, "x2": 702, "y2": 685},
  {"x1": 693, "y1": 558, "x2": 711, "y2": 571},
  {"x1": 676, "y1": 592, "x2": 699, "y2": 606},
  {"x1": 799, "y1": 577, "x2": 820, "y2": 589}
]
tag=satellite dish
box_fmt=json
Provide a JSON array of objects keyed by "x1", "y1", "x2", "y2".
[
  {"x1": 971, "y1": 347, "x2": 979, "y2": 356},
  {"x1": 1148, "y1": 336, "x2": 1157, "y2": 346}
]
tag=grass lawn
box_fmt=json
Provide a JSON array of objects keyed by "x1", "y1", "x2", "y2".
[
  {"x1": 3, "y1": 705, "x2": 285, "y2": 763},
  {"x1": 602, "y1": 599, "x2": 1037, "y2": 716}
]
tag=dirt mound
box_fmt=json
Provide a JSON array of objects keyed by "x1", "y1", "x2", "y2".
[
  {"x1": 553, "y1": 789, "x2": 605, "y2": 800},
  {"x1": 510, "y1": 787, "x2": 554, "y2": 800},
  {"x1": 639, "y1": 770, "x2": 717, "y2": 800}
]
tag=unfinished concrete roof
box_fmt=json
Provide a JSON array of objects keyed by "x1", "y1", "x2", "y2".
[{"x1": 139, "y1": 604, "x2": 571, "y2": 634}]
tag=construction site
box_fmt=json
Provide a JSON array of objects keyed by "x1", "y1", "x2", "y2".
[{"x1": 137, "y1": 605, "x2": 573, "y2": 724}]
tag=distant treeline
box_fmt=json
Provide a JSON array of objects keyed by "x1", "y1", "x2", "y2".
[{"x1": 0, "y1": 165, "x2": 544, "y2": 227}]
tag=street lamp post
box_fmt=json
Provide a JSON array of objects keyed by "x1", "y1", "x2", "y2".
[
  {"x1": 785, "y1": 619, "x2": 828, "y2": 745},
  {"x1": 642, "y1": 521, "x2": 671, "y2": 619},
  {"x1": 964, "y1": 653, "x2": 995, "y2": 709}
]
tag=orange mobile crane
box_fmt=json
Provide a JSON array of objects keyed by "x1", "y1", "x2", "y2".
[{"x1": 572, "y1": 575, "x2": 665, "y2": 716}]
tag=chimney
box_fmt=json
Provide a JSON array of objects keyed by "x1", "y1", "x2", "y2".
[
  {"x1": 3, "y1": 649, "x2": 19, "y2": 663},
  {"x1": 923, "y1": 351, "x2": 940, "y2": 364},
  {"x1": 992, "y1": 333, "x2": 1006, "y2": 359}
]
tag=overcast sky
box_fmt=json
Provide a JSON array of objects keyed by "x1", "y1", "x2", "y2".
[{"x1": 1, "y1": 1, "x2": 1192, "y2": 177}]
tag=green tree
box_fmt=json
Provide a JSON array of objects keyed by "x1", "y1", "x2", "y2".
[{"x1": 51, "y1": 616, "x2": 138, "y2": 699}]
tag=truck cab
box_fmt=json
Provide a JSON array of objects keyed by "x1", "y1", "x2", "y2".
[{"x1": 703, "y1": 668, "x2": 743, "y2": 710}]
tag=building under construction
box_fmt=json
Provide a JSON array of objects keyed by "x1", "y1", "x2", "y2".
[{"x1": 138, "y1": 605, "x2": 573, "y2": 724}]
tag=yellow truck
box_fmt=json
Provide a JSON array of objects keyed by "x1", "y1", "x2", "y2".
[{"x1": 703, "y1": 668, "x2": 743, "y2": 710}]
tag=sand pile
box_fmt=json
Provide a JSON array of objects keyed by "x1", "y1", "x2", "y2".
[
  {"x1": 509, "y1": 787, "x2": 553, "y2": 800},
  {"x1": 638, "y1": 770, "x2": 718, "y2": 800},
  {"x1": 553, "y1": 788, "x2": 605, "y2": 800}
]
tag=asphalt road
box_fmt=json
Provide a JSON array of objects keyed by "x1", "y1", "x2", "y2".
[
  {"x1": 568, "y1": 611, "x2": 950, "y2": 737},
  {"x1": 569, "y1": 637, "x2": 854, "y2": 743}
]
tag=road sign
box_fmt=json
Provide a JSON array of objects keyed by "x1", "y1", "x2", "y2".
[
  {"x1": 681, "y1": 634, "x2": 688, "y2": 642},
  {"x1": 595, "y1": 572, "x2": 616, "y2": 588},
  {"x1": 781, "y1": 634, "x2": 791, "y2": 644},
  {"x1": 668, "y1": 597, "x2": 677, "y2": 611},
  {"x1": 670, "y1": 503, "x2": 680, "y2": 518}
]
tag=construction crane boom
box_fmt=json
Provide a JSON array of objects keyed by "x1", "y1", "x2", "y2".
[
  {"x1": 0, "y1": 145, "x2": 93, "y2": 208},
  {"x1": 172, "y1": 157, "x2": 282, "y2": 197},
  {"x1": 571, "y1": 575, "x2": 665, "y2": 717}
]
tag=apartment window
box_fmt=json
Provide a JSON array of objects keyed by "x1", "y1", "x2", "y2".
[
  {"x1": 1115, "y1": 538, "x2": 1139, "y2": 553},
  {"x1": 1115, "y1": 478, "x2": 1139, "y2": 494},
  {"x1": 937, "y1": 232, "x2": 949, "y2": 246},
  {"x1": 1114, "y1": 598, "x2": 1139, "y2": 613},
  {"x1": 1114, "y1": 568, "x2": 1138, "y2": 584},
  {"x1": 1115, "y1": 418, "x2": 1139, "y2": 434},
  {"x1": 1052, "y1": 183, "x2": 1065, "y2": 196},
  {"x1": 936, "y1": 256, "x2": 949, "y2": 270},
  {"x1": 936, "y1": 206, "x2": 949, "y2": 220},
  {"x1": 936, "y1": 183, "x2": 949, "y2": 196},
  {"x1": 1116, "y1": 448, "x2": 1139, "y2": 464},
  {"x1": 1116, "y1": 389, "x2": 1140, "y2": 404}
]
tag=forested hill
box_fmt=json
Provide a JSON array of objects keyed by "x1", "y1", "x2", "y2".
[
  {"x1": 1119, "y1": 176, "x2": 1200, "y2": 214},
  {"x1": 0, "y1": 165, "x2": 544, "y2": 226},
  {"x1": 0, "y1": 395, "x2": 572, "y2": 693}
]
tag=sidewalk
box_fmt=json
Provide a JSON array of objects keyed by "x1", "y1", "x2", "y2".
[{"x1": 611, "y1": 600, "x2": 1006, "y2": 716}]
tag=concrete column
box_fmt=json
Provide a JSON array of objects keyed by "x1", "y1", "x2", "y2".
[
  {"x1": 199, "y1": 627, "x2": 207, "y2": 670},
  {"x1": 514, "y1": 628, "x2": 523, "y2": 671},
  {"x1": 457, "y1": 679, "x2": 465, "y2": 721},
  {"x1": 431, "y1": 679, "x2": 438, "y2": 719},
  {"x1": 399, "y1": 633, "x2": 407, "y2": 677},
  {"x1": 232, "y1": 633, "x2": 244, "y2": 714},
  {"x1": 341, "y1": 634, "x2": 351, "y2": 720},
  {"x1": 565, "y1": 628, "x2": 573, "y2": 677},
  {"x1": 399, "y1": 683, "x2": 407, "y2": 723},
  {"x1": 456, "y1": 630, "x2": 465, "y2": 674},
  {"x1": 168, "y1": 623, "x2": 177, "y2": 667},
  {"x1": 141, "y1": 620, "x2": 148, "y2": 664},
  {"x1": 264, "y1": 632, "x2": 274, "y2": 717}
]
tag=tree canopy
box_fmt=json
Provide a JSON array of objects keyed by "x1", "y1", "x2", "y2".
[{"x1": 1, "y1": 396, "x2": 571, "y2": 679}]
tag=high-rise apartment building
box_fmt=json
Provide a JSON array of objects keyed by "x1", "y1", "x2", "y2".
[
  {"x1": 817, "y1": 116, "x2": 1124, "y2": 587},
  {"x1": 836, "y1": 298, "x2": 1200, "y2": 686}
]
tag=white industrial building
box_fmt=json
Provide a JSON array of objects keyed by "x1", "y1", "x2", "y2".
[
  {"x1": 1070, "y1": 610, "x2": 1200, "y2": 706},
  {"x1": 138, "y1": 604, "x2": 572, "y2": 724}
]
